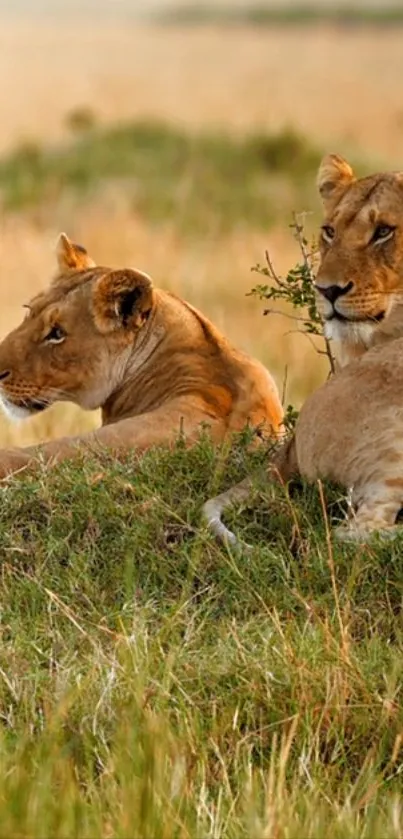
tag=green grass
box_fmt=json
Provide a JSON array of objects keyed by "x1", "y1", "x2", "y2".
[
  {"x1": 0, "y1": 431, "x2": 402, "y2": 837},
  {"x1": 158, "y1": 4, "x2": 403, "y2": 27},
  {"x1": 0, "y1": 121, "x2": 321, "y2": 233}
]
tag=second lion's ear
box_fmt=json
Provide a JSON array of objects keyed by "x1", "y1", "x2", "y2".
[
  {"x1": 56, "y1": 233, "x2": 96, "y2": 271},
  {"x1": 92, "y1": 268, "x2": 154, "y2": 333},
  {"x1": 317, "y1": 154, "x2": 355, "y2": 213}
]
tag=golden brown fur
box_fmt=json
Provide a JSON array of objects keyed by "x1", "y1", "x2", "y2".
[
  {"x1": 204, "y1": 155, "x2": 403, "y2": 544},
  {"x1": 0, "y1": 234, "x2": 283, "y2": 478},
  {"x1": 315, "y1": 153, "x2": 403, "y2": 366}
]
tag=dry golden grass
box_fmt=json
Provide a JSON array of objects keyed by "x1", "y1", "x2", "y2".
[
  {"x1": 0, "y1": 20, "x2": 399, "y2": 447},
  {"x1": 1, "y1": 23, "x2": 402, "y2": 158}
]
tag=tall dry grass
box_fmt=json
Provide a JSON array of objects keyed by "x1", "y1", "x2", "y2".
[{"x1": 0, "y1": 23, "x2": 402, "y2": 158}]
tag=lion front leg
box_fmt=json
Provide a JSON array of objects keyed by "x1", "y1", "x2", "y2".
[
  {"x1": 0, "y1": 448, "x2": 35, "y2": 479},
  {"x1": 0, "y1": 400, "x2": 228, "y2": 479},
  {"x1": 0, "y1": 436, "x2": 92, "y2": 480},
  {"x1": 334, "y1": 480, "x2": 403, "y2": 543}
]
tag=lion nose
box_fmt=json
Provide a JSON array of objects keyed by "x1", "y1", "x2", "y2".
[
  {"x1": 315, "y1": 281, "x2": 353, "y2": 304},
  {"x1": 0, "y1": 370, "x2": 11, "y2": 381}
]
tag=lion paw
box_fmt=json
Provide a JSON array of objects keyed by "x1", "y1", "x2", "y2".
[{"x1": 333, "y1": 522, "x2": 401, "y2": 544}]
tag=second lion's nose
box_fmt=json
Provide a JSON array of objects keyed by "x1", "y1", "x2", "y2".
[{"x1": 315, "y1": 281, "x2": 353, "y2": 304}]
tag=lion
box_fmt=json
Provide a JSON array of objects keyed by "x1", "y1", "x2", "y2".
[
  {"x1": 0, "y1": 233, "x2": 284, "y2": 478},
  {"x1": 203, "y1": 154, "x2": 403, "y2": 544}
]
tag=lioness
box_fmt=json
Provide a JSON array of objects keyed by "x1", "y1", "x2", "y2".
[
  {"x1": 0, "y1": 234, "x2": 283, "y2": 477},
  {"x1": 203, "y1": 154, "x2": 403, "y2": 544}
]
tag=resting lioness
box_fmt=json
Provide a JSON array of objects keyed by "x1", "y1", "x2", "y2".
[
  {"x1": 0, "y1": 234, "x2": 283, "y2": 478},
  {"x1": 203, "y1": 154, "x2": 403, "y2": 544}
]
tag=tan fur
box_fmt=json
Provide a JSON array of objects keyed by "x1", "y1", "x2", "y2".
[
  {"x1": 0, "y1": 235, "x2": 283, "y2": 478},
  {"x1": 204, "y1": 157, "x2": 403, "y2": 544},
  {"x1": 293, "y1": 337, "x2": 403, "y2": 540}
]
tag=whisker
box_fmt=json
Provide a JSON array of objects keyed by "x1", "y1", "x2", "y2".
[{"x1": 40, "y1": 387, "x2": 73, "y2": 401}]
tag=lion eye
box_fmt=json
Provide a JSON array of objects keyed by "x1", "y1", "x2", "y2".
[
  {"x1": 44, "y1": 325, "x2": 66, "y2": 344},
  {"x1": 372, "y1": 224, "x2": 395, "y2": 244},
  {"x1": 321, "y1": 225, "x2": 335, "y2": 243}
]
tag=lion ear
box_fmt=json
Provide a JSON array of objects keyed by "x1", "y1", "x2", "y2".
[
  {"x1": 56, "y1": 233, "x2": 96, "y2": 271},
  {"x1": 317, "y1": 154, "x2": 355, "y2": 213},
  {"x1": 92, "y1": 268, "x2": 154, "y2": 333}
]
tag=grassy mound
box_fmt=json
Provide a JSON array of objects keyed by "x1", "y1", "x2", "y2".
[{"x1": 0, "y1": 433, "x2": 402, "y2": 836}]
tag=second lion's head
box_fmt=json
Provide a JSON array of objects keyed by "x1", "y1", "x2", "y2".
[{"x1": 315, "y1": 154, "x2": 403, "y2": 363}]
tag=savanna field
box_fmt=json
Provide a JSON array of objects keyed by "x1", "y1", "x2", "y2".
[{"x1": 0, "y1": 5, "x2": 403, "y2": 836}]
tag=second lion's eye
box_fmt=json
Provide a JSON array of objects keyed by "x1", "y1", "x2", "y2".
[
  {"x1": 321, "y1": 225, "x2": 335, "y2": 243},
  {"x1": 372, "y1": 224, "x2": 396, "y2": 244}
]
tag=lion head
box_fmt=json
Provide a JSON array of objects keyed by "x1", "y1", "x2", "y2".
[
  {"x1": 315, "y1": 154, "x2": 403, "y2": 365},
  {"x1": 0, "y1": 234, "x2": 154, "y2": 420}
]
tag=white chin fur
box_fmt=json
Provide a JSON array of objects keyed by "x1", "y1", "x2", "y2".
[
  {"x1": 324, "y1": 318, "x2": 377, "y2": 347},
  {"x1": 0, "y1": 395, "x2": 33, "y2": 422}
]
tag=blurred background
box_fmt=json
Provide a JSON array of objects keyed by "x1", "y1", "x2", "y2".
[{"x1": 0, "y1": 0, "x2": 401, "y2": 446}]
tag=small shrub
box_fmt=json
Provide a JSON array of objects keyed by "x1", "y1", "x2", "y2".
[{"x1": 64, "y1": 105, "x2": 98, "y2": 134}]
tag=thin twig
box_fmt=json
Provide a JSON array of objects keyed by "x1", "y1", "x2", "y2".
[
  {"x1": 292, "y1": 211, "x2": 315, "y2": 274},
  {"x1": 324, "y1": 336, "x2": 336, "y2": 374},
  {"x1": 265, "y1": 248, "x2": 285, "y2": 288},
  {"x1": 282, "y1": 328, "x2": 328, "y2": 357},
  {"x1": 281, "y1": 365, "x2": 289, "y2": 407},
  {"x1": 263, "y1": 308, "x2": 318, "y2": 325}
]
